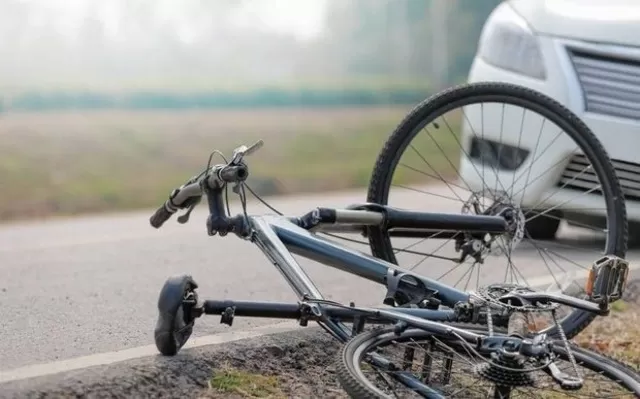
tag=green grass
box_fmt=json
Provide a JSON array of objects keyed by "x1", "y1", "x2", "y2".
[
  {"x1": 209, "y1": 367, "x2": 284, "y2": 398},
  {"x1": 610, "y1": 299, "x2": 629, "y2": 313},
  {"x1": 576, "y1": 302, "x2": 640, "y2": 371},
  {"x1": 275, "y1": 114, "x2": 461, "y2": 190},
  {"x1": 0, "y1": 107, "x2": 462, "y2": 222}
]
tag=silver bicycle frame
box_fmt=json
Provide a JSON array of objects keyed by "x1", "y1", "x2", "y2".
[{"x1": 247, "y1": 211, "x2": 471, "y2": 307}]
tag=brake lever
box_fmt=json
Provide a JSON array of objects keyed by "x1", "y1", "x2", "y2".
[
  {"x1": 177, "y1": 196, "x2": 201, "y2": 224},
  {"x1": 230, "y1": 139, "x2": 264, "y2": 165}
]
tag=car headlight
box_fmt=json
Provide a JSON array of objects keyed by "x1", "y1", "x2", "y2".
[{"x1": 477, "y1": 2, "x2": 546, "y2": 80}]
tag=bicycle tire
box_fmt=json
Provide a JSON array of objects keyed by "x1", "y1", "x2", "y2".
[
  {"x1": 366, "y1": 82, "x2": 627, "y2": 339},
  {"x1": 337, "y1": 325, "x2": 640, "y2": 398}
]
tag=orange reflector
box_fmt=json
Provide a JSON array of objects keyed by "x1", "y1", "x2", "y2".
[{"x1": 585, "y1": 268, "x2": 596, "y2": 296}]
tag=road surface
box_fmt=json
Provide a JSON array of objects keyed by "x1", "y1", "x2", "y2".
[{"x1": 1, "y1": 187, "x2": 638, "y2": 374}]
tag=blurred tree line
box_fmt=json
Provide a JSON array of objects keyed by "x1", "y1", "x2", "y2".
[
  {"x1": 311, "y1": 0, "x2": 502, "y2": 87},
  {"x1": 0, "y1": 0, "x2": 501, "y2": 110}
]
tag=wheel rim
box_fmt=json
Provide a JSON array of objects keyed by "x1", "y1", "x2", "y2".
[{"x1": 367, "y1": 85, "x2": 627, "y2": 337}]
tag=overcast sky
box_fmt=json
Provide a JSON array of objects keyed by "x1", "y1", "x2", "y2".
[
  {"x1": 20, "y1": 0, "x2": 329, "y2": 41},
  {"x1": 231, "y1": 0, "x2": 329, "y2": 40}
]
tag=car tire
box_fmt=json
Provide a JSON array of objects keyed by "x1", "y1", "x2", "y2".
[
  {"x1": 523, "y1": 209, "x2": 561, "y2": 240},
  {"x1": 629, "y1": 222, "x2": 640, "y2": 245}
]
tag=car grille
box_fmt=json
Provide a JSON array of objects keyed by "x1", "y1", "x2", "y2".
[
  {"x1": 568, "y1": 49, "x2": 640, "y2": 120},
  {"x1": 558, "y1": 154, "x2": 640, "y2": 202}
]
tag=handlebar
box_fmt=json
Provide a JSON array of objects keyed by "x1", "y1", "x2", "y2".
[
  {"x1": 149, "y1": 141, "x2": 262, "y2": 230},
  {"x1": 218, "y1": 165, "x2": 249, "y2": 183},
  {"x1": 150, "y1": 205, "x2": 175, "y2": 229}
]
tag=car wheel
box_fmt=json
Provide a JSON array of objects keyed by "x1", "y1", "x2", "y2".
[
  {"x1": 629, "y1": 222, "x2": 640, "y2": 246},
  {"x1": 523, "y1": 209, "x2": 561, "y2": 240}
]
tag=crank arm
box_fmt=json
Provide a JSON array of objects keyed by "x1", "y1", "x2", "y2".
[
  {"x1": 508, "y1": 255, "x2": 630, "y2": 315},
  {"x1": 514, "y1": 291, "x2": 608, "y2": 315}
]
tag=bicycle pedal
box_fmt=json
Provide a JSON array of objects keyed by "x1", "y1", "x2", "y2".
[{"x1": 585, "y1": 255, "x2": 630, "y2": 305}]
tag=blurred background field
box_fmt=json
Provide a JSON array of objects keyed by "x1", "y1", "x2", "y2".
[
  {"x1": 0, "y1": 0, "x2": 500, "y2": 222},
  {"x1": 0, "y1": 107, "x2": 405, "y2": 220},
  {"x1": 0, "y1": 106, "x2": 462, "y2": 221}
]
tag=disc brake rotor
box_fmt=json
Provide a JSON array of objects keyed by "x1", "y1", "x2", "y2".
[{"x1": 461, "y1": 192, "x2": 526, "y2": 258}]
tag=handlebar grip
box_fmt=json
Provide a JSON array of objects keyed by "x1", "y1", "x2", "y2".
[
  {"x1": 150, "y1": 203, "x2": 175, "y2": 228},
  {"x1": 218, "y1": 165, "x2": 248, "y2": 183}
]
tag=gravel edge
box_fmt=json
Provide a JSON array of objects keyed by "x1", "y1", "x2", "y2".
[{"x1": 0, "y1": 327, "x2": 345, "y2": 399}]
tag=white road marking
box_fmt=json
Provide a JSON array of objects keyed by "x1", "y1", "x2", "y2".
[
  {"x1": 1, "y1": 263, "x2": 637, "y2": 385},
  {"x1": 0, "y1": 321, "x2": 300, "y2": 385}
]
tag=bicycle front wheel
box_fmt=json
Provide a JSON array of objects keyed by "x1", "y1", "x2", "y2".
[
  {"x1": 367, "y1": 82, "x2": 627, "y2": 339},
  {"x1": 337, "y1": 326, "x2": 640, "y2": 398}
]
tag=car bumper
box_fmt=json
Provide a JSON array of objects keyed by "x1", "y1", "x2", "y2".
[{"x1": 463, "y1": 35, "x2": 640, "y2": 223}]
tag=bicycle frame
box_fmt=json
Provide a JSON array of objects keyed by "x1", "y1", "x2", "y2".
[
  {"x1": 200, "y1": 206, "x2": 502, "y2": 341},
  {"x1": 198, "y1": 201, "x2": 620, "y2": 336}
]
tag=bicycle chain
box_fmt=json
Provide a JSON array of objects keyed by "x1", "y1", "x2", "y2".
[{"x1": 551, "y1": 309, "x2": 582, "y2": 382}]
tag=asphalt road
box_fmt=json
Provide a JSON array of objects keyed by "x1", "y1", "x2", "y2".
[{"x1": 1, "y1": 187, "x2": 638, "y2": 372}]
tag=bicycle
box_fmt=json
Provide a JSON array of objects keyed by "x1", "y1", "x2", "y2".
[{"x1": 149, "y1": 82, "x2": 638, "y2": 397}]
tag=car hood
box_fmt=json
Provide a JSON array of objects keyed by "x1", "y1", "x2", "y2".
[{"x1": 508, "y1": 0, "x2": 640, "y2": 47}]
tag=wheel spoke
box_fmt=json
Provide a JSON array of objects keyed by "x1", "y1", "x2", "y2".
[{"x1": 519, "y1": 117, "x2": 546, "y2": 206}]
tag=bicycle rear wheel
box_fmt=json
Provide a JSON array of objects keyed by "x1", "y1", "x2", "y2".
[
  {"x1": 367, "y1": 82, "x2": 627, "y2": 339},
  {"x1": 337, "y1": 326, "x2": 640, "y2": 398}
]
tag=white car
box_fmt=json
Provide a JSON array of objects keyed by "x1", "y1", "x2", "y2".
[{"x1": 461, "y1": 0, "x2": 640, "y2": 239}]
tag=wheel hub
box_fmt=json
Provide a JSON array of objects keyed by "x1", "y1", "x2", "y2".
[
  {"x1": 459, "y1": 193, "x2": 526, "y2": 262},
  {"x1": 494, "y1": 204, "x2": 526, "y2": 252}
]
